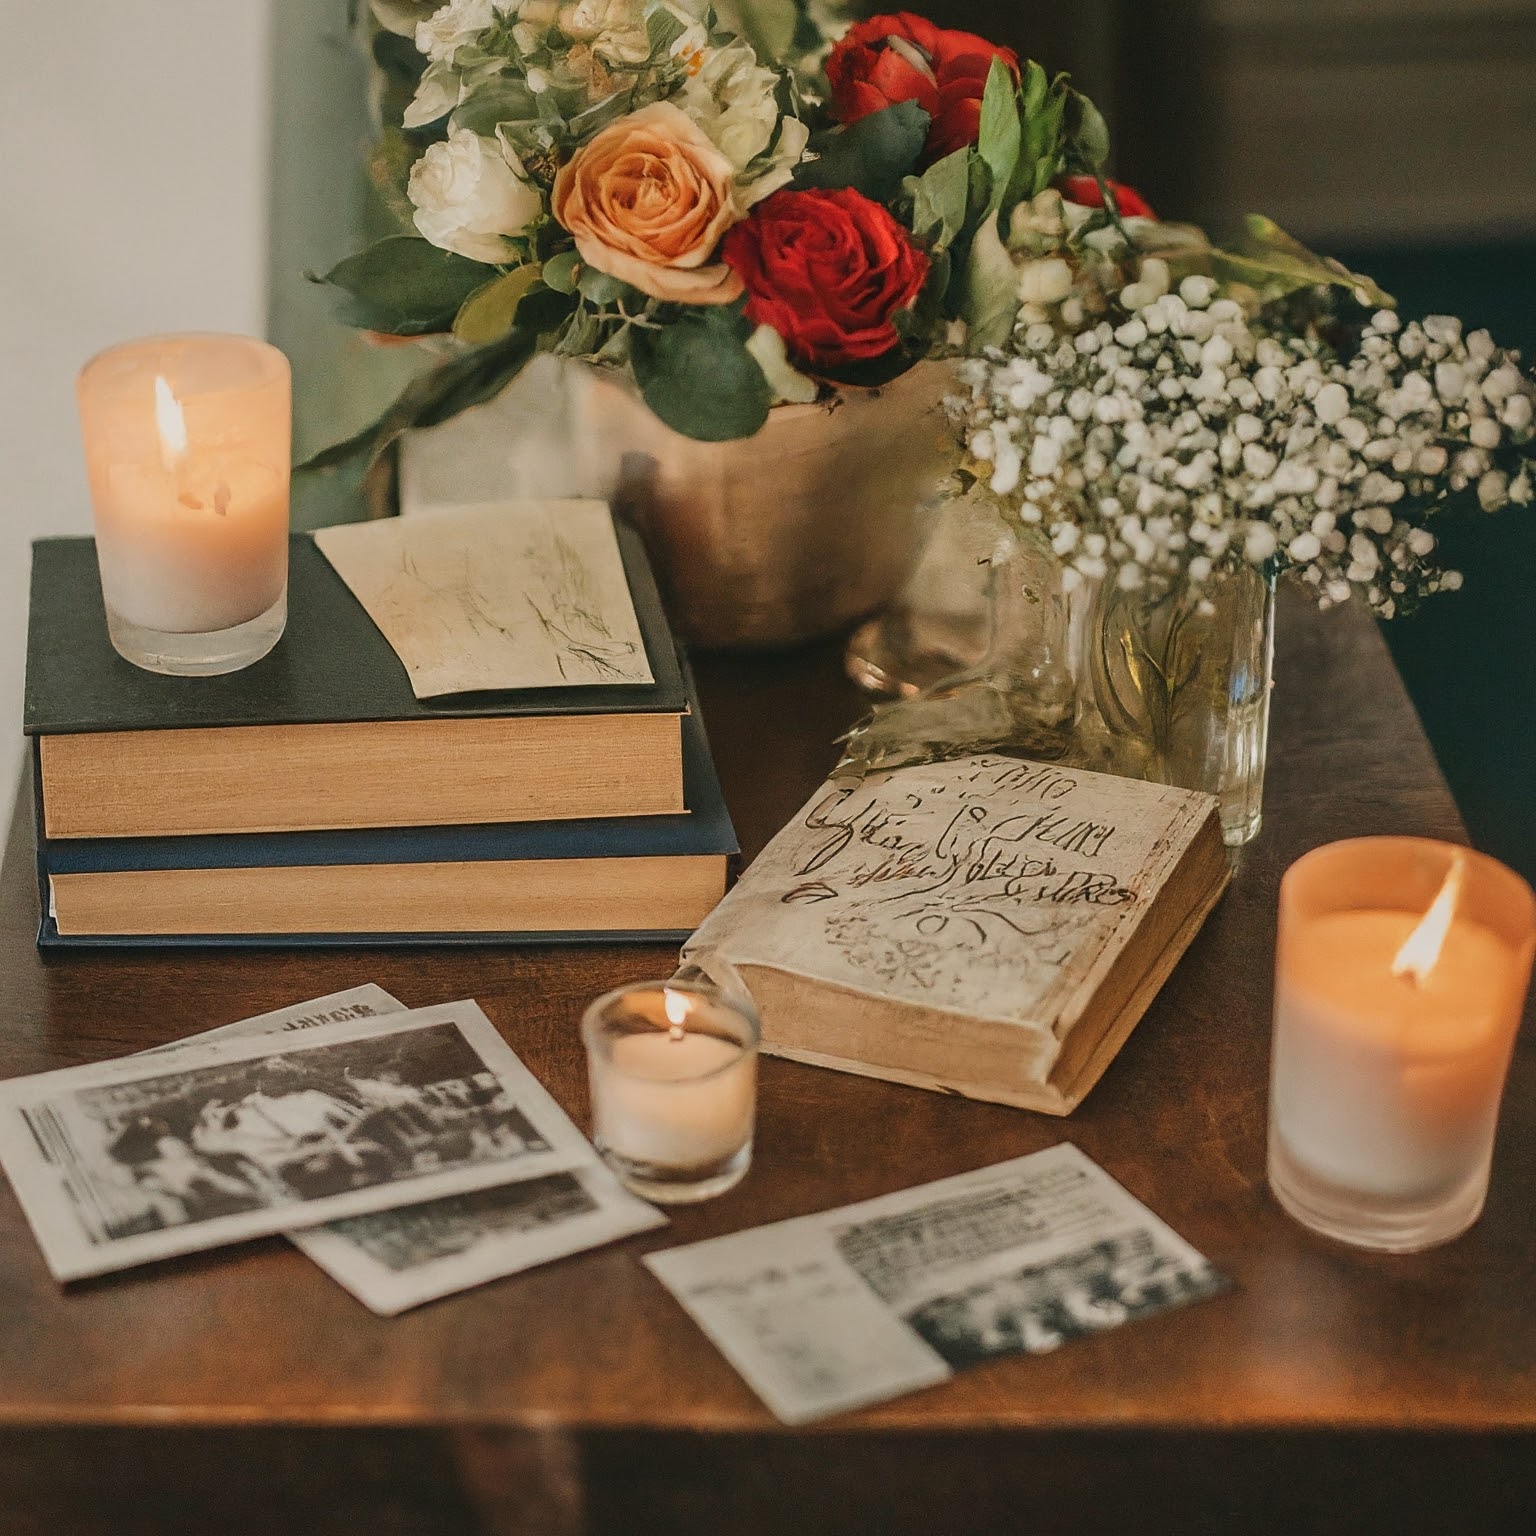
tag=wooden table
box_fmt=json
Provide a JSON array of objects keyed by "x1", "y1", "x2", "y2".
[{"x1": 1, "y1": 591, "x2": 1532, "y2": 1536}]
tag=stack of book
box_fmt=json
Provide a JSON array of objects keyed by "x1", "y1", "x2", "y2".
[{"x1": 25, "y1": 520, "x2": 736, "y2": 947}]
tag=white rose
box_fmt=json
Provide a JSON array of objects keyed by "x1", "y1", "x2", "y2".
[
  {"x1": 558, "y1": 0, "x2": 650, "y2": 64},
  {"x1": 415, "y1": 0, "x2": 497, "y2": 63},
  {"x1": 673, "y1": 40, "x2": 805, "y2": 202},
  {"x1": 408, "y1": 129, "x2": 542, "y2": 263}
]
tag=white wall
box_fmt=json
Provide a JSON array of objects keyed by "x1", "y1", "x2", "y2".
[{"x1": 0, "y1": 0, "x2": 274, "y2": 819}]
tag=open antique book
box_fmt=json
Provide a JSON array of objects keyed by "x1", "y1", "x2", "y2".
[{"x1": 683, "y1": 755, "x2": 1230, "y2": 1115}]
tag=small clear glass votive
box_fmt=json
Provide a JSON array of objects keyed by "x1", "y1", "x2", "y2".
[
  {"x1": 582, "y1": 979, "x2": 759, "y2": 1204},
  {"x1": 76, "y1": 333, "x2": 291, "y2": 676},
  {"x1": 1268, "y1": 837, "x2": 1536, "y2": 1252}
]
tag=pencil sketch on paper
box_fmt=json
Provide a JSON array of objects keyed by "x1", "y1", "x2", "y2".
[{"x1": 314, "y1": 499, "x2": 654, "y2": 698}]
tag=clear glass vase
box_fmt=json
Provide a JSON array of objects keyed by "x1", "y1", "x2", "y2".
[
  {"x1": 836, "y1": 520, "x2": 1079, "y2": 776},
  {"x1": 838, "y1": 506, "x2": 1277, "y2": 847},
  {"x1": 1073, "y1": 564, "x2": 1276, "y2": 846}
]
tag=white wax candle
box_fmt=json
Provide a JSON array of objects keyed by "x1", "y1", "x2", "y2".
[
  {"x1": 78, "y1": 335, "x2": 290, "y2": 634},
  {"x1": 595, "y1": 1028, "x2": 756, "y2": 1169},
  {"x1": 1271, "y1": 908, "x2": 1515, "y2": 1200}
]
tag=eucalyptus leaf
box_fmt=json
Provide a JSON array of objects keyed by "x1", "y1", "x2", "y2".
[
  {"x1": 577, "y1": 264, "x2": 636, "y2": 306},
  {"x1": 630, "y1": 306, "x2": 773, "y2": 442},
  {"x1": 791, "y1": 101, "x2": 931, "y2": 204},
  {"x1": 452, "y1": 264, "x2": 544, "y2": 342},
  {"x1": 907, "y1": 147, "x2": 972, "y2": 251},
  {"x1": 541, "y1": 249, "x2": 581, "y2": 293},
  {"x1": 314, "y1": 236, "x2": 494, "y2": 335},
  {"x1": 296, "y1": 328, "x2": 539, "y2": 473},
  {"x1": 976, "y1": 58, "x2": 1023, "y2": 219}
]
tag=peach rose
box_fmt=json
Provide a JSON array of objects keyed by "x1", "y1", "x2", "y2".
[{"x1": 552, "y1": 102, "x2": 745, "y2": 305}]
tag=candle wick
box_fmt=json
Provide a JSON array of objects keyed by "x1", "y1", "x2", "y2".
[{"x1": 668, "y1": 1025, "x2": 685, "y2": 1043}]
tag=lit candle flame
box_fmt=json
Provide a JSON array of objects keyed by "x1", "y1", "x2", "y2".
[
  {"x1": 154, "y1": 375, "x2": 188, "y2": 468},
  {"x1": 662, "y1": 987, "x2": 690, "y2": 1042},
  {"x1": 1391, "y1": 853, "x2": 1466, "y2": 986}
]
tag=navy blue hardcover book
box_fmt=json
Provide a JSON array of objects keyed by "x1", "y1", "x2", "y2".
[{"x1": 36, "y1": 709, "x2": 737, "y2": 948}]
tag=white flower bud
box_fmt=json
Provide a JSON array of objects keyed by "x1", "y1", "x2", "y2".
[
  {"x1": 1242, "y1": 443, "x2": 1277, "y2": 478},
  {"x1": 1313, "y1": 382, "x2": 1350, "y2": 424},
  {"x1": 1338, "y1": 417, "x2": 1370, "y2": 450},
  {"x1": 1179, "y1": 275, "x2": 1216, "y2": 308},
  {"x1": 1114, "y1": 318, "x2": 1148, "y2": 348},
  {"x1": 1201, "y1": 335, "x2": 1234, "y2": 370},
  {"x1": 1483, "y1": 365, "x2": 1520, "y2": 403},
  {"x1": 1288, "y1": 531, "x2": 1322, "y2": 562},
  {"x1": 1029, "y1": 435, "x2": 1062, "y2": 477},
  {"x1": 1416, "y1": 445, "x2": 1448, "y2": 475},
  {"x1": 1478, "y1": 470, "x2": 1510, "y2": 510},
  {"x1": 1407, "y1": 528, "x2": 1436, "y2": 556},
  {"x1": 1243, "y1": 524, "x2": 1278, "y2": 563},
  {"x1": 1501, "y1": 393, "x2": 1532, "y2": 430},
  {"x1": 1018, "y1": 257, "x2": 1075, "y2": 306},
  {"x1": 1469, "y1": 416, "x2": 1502, "y2": 450},
  {"x1": 1435, "y1": 362, "x2": 1467, "y2": 403},
  {"x1": 1440, "y1": 570, "x2": 1464, "y2": 592},
  {"x1": 1116, "y1": 563, "x2": 1146, "y2": 591}
]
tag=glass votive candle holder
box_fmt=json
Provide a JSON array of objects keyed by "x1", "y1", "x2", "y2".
[
  {"x1": 76, "y1": 333, "x2": 291, "y2": 675},
  {"x1": 582, "y1": 979, "x2": 759, "y2": 1204},
  {"x1": 1268, "y1": 837, "x2": 1536, "y2": 1252}
]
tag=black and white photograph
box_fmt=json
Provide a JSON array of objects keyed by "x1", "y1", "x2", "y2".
[
  {"x1": 294, "y1": 1165, "x2": 666, "y2": 1316},
  {"x1": 138, "y1": 985, "x2": 660, "y2": 1314},
  {"x1": 0, "y1": 1001, "x2": 597, "y2": 1281},
  {"x1": 902, "y1": 1232, "x2": 1228, "y2": 1369},
  {"x1": 646, "y1": 1145, "x2": 1229, "y2": 1425}
]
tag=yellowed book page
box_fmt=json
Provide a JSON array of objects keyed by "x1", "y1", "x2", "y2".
[
  {"x1": 683, "y1": 755, "x2": 1216, "y2": 1056},
  {"x1": 313, "y1": 499, "x2": 654, "y2": 699}
]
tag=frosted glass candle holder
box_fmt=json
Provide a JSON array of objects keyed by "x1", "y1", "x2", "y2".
[
  {"x1": 1268, "y1": 837, "x2": 1536, "y2": 1252},
  {"x1": 77, "y1": 333, "x2": 291, "y2": 675},
  {"x1": 582, "y1": 980, "x2": 759, "y2": 1204}
]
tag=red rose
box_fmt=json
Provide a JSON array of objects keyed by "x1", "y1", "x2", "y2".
[
  {"x1": 826, "y1": 11, "x2": 1019, "y2": 162},
  {"x1": 722, "y1": 188, "x2": 931, "y2": 373},
  {"x1": 1058, "y1": 175, "x2": 1156, "y2": 220}
]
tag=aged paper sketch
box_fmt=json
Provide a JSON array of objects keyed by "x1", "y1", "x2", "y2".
[
  {"x1": 314, "y1": 499, "x2": 653, "y2": 698},
  {"x1": 683, "y1": 754, "x2": 1214, "y2": 1033},
  {"x1": 646, "y1": 1144, "x2": 1227, "y2": 1424}
]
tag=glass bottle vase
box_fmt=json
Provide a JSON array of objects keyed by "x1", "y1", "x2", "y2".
[{"x1": 1074, "y1": 564, "x2": 1276, "y2": 846}]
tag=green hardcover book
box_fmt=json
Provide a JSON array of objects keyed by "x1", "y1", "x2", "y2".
[{"x1": 26, "y1": 525, "x2": 688, "y2": 840}]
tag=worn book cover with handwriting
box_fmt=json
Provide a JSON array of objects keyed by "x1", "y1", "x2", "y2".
[{"x1": 683, "y1": 754, "x2": 1229, "y2": 1113}]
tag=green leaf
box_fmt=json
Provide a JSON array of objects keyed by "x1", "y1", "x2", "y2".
[
  {"x1": 630, "y1": 306, "x2": 773, "y2": 442},
  {"x1": 314, "y1": 236, "x2": 495, "y2": 335},
  {"x1": 791, "y1": 101, "x2": 931, "y2": 204},
  {"x1": 976, "y1": 58, "x2": 1022, "y2": 219},
  {"x1": 1012, "y1": 66, "x2": 1070, "y2": 206},
  {"x1": 452, "y1": 264, "x2": 545, "y2": 342},
  {"x1": 541, "y1": 249, "x2": 580, "y2": 293},
  {"x1": 907, "y1": 146, "x2": 972, "y2": 251},
  {"x1": 1226, "y1": 215, "x2": 1395, "y2": 308},
  {"x1": 450, "y1": 77, "x2": 539, "y2": 136},
  {"x1": 961, "y1": 214, "x2": 1019, "y2": 350},
  {"x1": 577, "y1": 264, "x2": 637, "y2": 306},
  {"x1": 645, "y1": 5, "x2": 690, "y2": 57},
  {"x1": 296, "y1": 328, "x2": 540, "y2": 474},
  {"x1": 1062, "y1": 89, "x2": 1110, "y2": 173}
]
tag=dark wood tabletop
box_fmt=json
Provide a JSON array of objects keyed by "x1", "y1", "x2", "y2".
[{"x1": 1, "y1": 588, "x2": 1532, "y2": 1536}]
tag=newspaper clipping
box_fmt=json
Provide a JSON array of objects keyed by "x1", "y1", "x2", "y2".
[
  {"x1": 0, "y1": 1001, "x2": 597, "y2": 1281},
  {"x1": 645, "y1": 1143, "x2": 1228, "y2": 1424}
]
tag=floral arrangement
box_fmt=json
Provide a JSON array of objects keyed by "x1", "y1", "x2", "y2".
[
  {"x1": 952, "y1": 198, "x2": 1536, "y2": 617},
  {"x1": 308, "y1": 1, "x2": 1111, "y2": 466}
]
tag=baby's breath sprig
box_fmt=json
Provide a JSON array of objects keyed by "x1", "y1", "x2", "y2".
[{"x1": 952, "y1": 257, "x2": 1536, "y2": 618}]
